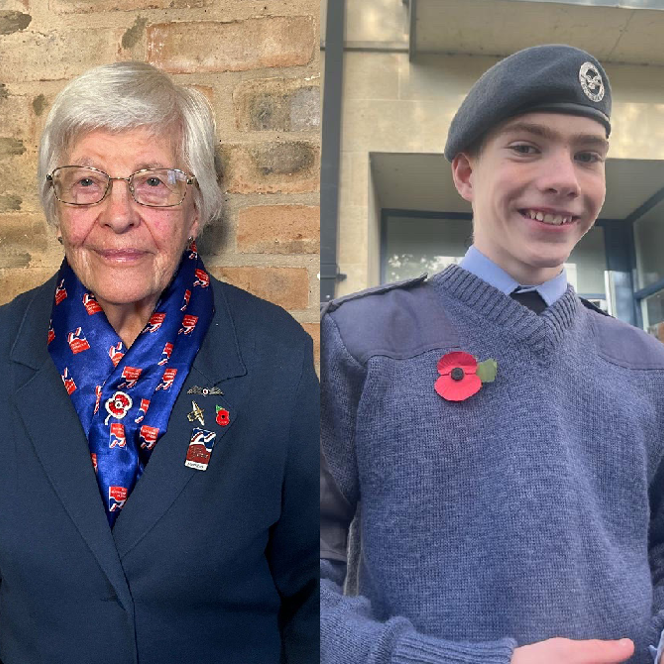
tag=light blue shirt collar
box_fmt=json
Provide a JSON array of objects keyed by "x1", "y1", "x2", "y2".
[{"x1": 459, "y1": 246, "x2": 568, "y2": 307}]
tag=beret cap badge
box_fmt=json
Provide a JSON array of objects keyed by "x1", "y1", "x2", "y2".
[{"x1": 579, "y1": 62, "x2": 605, "y2": 103}]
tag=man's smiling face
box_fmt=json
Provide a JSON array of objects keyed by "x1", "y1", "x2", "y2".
[{"x1": 452, "y1": 112, "x2": 609, "y2": 285}]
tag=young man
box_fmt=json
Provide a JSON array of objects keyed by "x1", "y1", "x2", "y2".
[{"x1": 321, "y1": 45, "x2": 664, "y2": 664}]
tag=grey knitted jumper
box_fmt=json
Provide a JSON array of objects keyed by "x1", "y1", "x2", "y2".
[{"x1": 320, "y1": 265, "x2": 664, "y2": 664}]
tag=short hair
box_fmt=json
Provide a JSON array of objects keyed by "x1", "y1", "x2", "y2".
[
  {"x1": 38, "y1": 61, "x2": 223, "y2": 230},
  {"x1": 461, "y1": 135, "x2": 485, "y2": 161}
]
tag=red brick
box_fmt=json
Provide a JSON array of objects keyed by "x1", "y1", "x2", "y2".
[
  {"x1": 147, "y1": 17, "x2": 315, "y2": 74},
  {"x1": 0, "y1": 267, "x2": 54, "y2": 305},
  {"x1": 222, "y1": 142, "x2": 319, "y2": 194},
  {"x1": 50, "y1": 0, "x2": 211, "y2": 12},
  {"x1": 208, "y1": 266, "x2": 309, "y2": 310},
  {"x1": 234, "y1": 77, "x2": 320, "y2": 132},
  {"x1": 0, "y1": 28, "x2": 125, "y2": 83},
  {"x1": 237, "y1": 205, "x2": 319, "y2": 254}
]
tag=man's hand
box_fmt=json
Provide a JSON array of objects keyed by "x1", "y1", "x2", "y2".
[{"x1": 512, "y1": 637, "x2": 634, "y2": 664}]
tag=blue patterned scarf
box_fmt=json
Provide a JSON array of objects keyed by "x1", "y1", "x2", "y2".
[{"x1": 48, "y1": 244, "x2": 214, "y2": 527}]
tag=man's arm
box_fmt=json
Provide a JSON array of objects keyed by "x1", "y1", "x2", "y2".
[
  {"x1": 647, "y1": 460, "x2": 664, "y2": 663},
  {"x1": 320, "y1": 312, "x2": 518, "y2": 663}
]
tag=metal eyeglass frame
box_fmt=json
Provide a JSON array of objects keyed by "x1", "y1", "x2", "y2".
[{"x1": 46, "y1": 165, "x2": 197, "y2": 208}]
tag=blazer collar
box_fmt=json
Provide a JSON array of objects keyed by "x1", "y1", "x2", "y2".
[
  {"x1": 111, "y1": 279, "x2": 248, "y2": 557},
  {"x1": 10, "y1": 275, "x2": 135, "y2": 615},
  {"x1": 9, "y1": 273, "x2": 247, "y2": 601},
  {"x1": 191, "y1": 277, "x2": 247, "y2": 385},
  {"x1": 11, "y1": 274, "x2": 246, "y2": 384},
  {"x1": 10, "y1": 274, "x2": 56, "y2": 371}
]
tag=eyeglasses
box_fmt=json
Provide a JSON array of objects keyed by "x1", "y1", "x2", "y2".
[{"x1": 46, "y1": 165, "x2": 196, "y2": 208}]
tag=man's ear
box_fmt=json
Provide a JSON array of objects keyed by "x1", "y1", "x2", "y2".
[{"x1": 451, "y1": 152, "x2": 475, "y2": 203}]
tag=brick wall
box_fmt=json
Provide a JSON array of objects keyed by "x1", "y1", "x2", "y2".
[{"x1": 0, "y1": 0, "x2": 320, "y2": 362}]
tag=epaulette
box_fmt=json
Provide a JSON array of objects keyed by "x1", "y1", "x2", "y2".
[
  {"x1": 320, "y1": 274, "x2": 427, "y2": 319},
  {"x1": 580, "y1": 297, "x2": 611, "y2": 317}
]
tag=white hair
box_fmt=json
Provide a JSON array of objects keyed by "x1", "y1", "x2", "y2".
[{"x1": 38, "y1": 61, "x2": 223, "y2": 230}]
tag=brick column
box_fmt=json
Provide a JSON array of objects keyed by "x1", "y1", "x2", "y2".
[{"x1": 0, "y1": 0, "x2": 320, "y2": 363}]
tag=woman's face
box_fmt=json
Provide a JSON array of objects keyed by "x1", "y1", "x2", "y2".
[{"x1": 56, "y1": 127, "x2": 199, "y2": 312}]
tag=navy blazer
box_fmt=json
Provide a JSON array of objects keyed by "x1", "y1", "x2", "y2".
[{"x1": 0, "y1": 274, "x2": 319, "y2": 664}]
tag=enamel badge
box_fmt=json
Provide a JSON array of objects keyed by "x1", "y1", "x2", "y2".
[
  {"x1": 104, "y1": 391, "x2": 133, "y2": 425},
  {"x1": 185, "y1": 428, "x2": 217, "y2": 471},
  {"x1": 187, "y1": 385, "x2": 224, "y2": 396},
  {"x1": 187, "y1": 400, "x2": 205, "y2": 426},
  {"x1": 215, "y1": 405, "x2": 230, "y2": 426}
]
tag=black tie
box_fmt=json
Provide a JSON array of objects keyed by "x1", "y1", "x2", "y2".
[{"x1": 510, "y1": 288, "x2": 547, "y2": 314}]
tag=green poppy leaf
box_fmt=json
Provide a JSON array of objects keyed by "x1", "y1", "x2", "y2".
[{"x1": 476, "y1": 359, "x2": 498, "y2": 383}]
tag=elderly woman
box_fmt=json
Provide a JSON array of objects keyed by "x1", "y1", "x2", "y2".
[{"x1": 0, "y1": 62, "x2": 318, "y2": 663}]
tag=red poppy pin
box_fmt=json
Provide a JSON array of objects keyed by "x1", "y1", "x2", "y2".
[
  {"x1": 104, "y1": 390, "x2": 133, "y2": 425},
  {"x1": 435, "y1": 351, "x2": 498, "y2": 402},
  {"x1": 215, "y1": 405, "x2": 230, "y2": 427}
]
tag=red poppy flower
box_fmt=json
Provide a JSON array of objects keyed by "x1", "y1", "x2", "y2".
[
  {"x1": 105, "y1": 391, "x2": 133, "y2": 420},
  {"x1": 435, "y1": 351, "x2": 482, "y2": 402},
  {"x1": 216, "y1": 406, "x2": 230, "y2": 427}
]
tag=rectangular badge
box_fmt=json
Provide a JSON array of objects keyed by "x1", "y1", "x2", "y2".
[{"x1": 185, "y1": 428, "x2": 217, "y2": 471}]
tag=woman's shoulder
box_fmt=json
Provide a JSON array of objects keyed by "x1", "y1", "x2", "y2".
[
  {"x1": 0, "y1": 276, "x2": 55, "y2": 335},
  {"x1": 212, "y1": 276, "x2": 309, "y2": 347},
  {"x1": 0, "y1": 276, "x2": 55, "y2": 366}
]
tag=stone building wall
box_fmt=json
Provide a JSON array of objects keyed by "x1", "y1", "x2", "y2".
[
  {"x1": 0, "y1": 0, "x2": 320, "y2": 360},
  {"x1": 335, "y1": 0, "x2": 664, "y2": 298}
]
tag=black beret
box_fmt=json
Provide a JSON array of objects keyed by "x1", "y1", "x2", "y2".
[{"x1": 444, "y1": 44, "x2": 612, "y2": 162}]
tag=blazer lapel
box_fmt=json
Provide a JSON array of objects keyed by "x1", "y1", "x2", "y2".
[
  {"x1": 112, "y1": 281, "x2": 248, "y2": 559},
  {"x1": 10, "y1": 280, "x2": 134, "y2": 613}
]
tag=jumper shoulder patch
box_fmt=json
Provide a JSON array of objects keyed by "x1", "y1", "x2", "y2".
[
  {"x1": 320, "y1": 274, "x2": 427, "y2": 319},
  {"x1": 592, "y1": 314, "x2": 664, "y2": 370},
  {"x1": 322, "y1": 275, "x2": 460, "y2": 364}
]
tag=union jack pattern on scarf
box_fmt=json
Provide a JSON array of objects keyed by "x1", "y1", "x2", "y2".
[
  {"x1": 108, "y1": 341, "x2": 124, "y2": 367},
  {"x1": 83, "y1": 292, "x2": 103, "y2": 315},
  {"x1": 48, "y1": 248, "x2": 214, "y2": 527}
]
